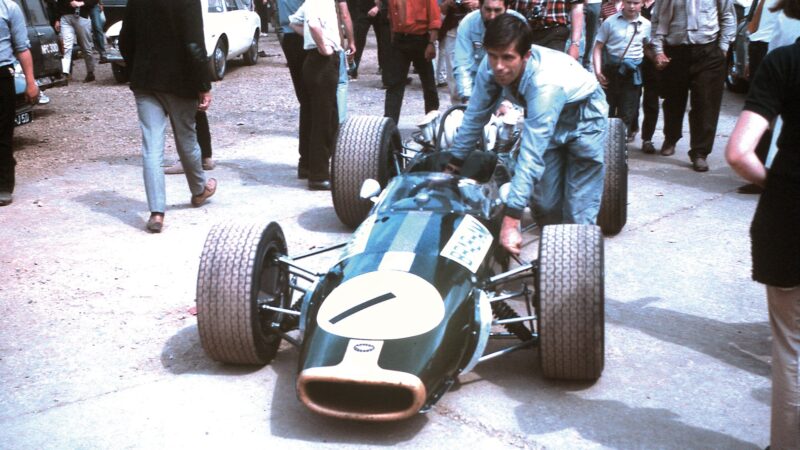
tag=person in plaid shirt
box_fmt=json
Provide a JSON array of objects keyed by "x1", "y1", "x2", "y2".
[{"x1": 512, "y1": 0, "x2": 584, "y2": 59}]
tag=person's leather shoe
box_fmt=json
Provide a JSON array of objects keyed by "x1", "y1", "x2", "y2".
[
  {"x1": 298, "y1": 167, "x2": 309, "y2": 179},
  {"x1": 0, "y1": 191, "x2": 12, "y2": 206},
  {"x1": 308, "y1": 180, "x2": 331, "y2": 191},
  {"x1": 84, "y1": 72, "x2": 95, "y2": 82},
  {"x1": 99, "y1": 55, "x2": 109, "y2": 64},
  {"x1": 146, "y1": 213, "x2": 164, "y2": 233},
  {"x1": 642, "y1": 141, "x2": 656, "y2": 154},
  {"x1": 660, "y1": 143, "x2": 676, "y2": 156},
  {"x1": 626, "y1": 130, "x2": 637, "y2": 143},
  {"x1": 737, "y1": 183, "x2": 764, "y2": 194},
  {"x1": 202, "y1": 157, "x2": 215, "y2": 170},
  {"x1": 191, "y1": 178, "x2": 217, "y2": 206},
  {"x1": 164, "y1": 161, "x2": 184, "y2": 174},
  {"x1": 691, "y1": 156, "x2": 709, "y2": 172}
]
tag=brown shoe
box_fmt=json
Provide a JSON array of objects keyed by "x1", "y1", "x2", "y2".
[
  {"x1": 642, "y1": 141, "x2": 656, "y2": 154},
  {"x1": 191, "y1": 178, "x2": 217, "y2": 207},
  {"x1": 202, "y1": 157, "x2": 215, "y2": 170},
  {"x1": 164, "y1": 161, "x2": 184, "y2": 175},
  {"x1": 691, "y1": 156, "x2": 709, "y2": 172},
  {"x1": 660, "y1": 143, "x2": 676, "y2": 156},
  {"x1": 146, "y1": 213, "x2": 164, "y2": 233}
]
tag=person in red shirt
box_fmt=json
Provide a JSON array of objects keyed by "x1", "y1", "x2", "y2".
[{"x1": 382, "y1": 0, "x2": 441, "y2": 124}]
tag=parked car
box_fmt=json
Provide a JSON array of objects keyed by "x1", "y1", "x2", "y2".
[
  {"x1": 726, "y1": 4, "x2": 756, "y2": 93},
  {"x1": 11, "y1": 0, "x2": 67, "y2": 126},
  {"x1": 105, "y1": 0, "x2": 261, "y2": 83}
]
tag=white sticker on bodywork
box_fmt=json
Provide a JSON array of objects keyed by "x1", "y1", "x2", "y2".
[
  {"x1": 440, "y1": 214, "x2": 493, "y2": 273},
  {"x1": 317, "y1": 271, "x2": 444, "y2": 340}
]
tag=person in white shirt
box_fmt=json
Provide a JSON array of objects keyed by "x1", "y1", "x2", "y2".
[{"x1": 290, "y1": 0, "x2": 343, "y2": 190}]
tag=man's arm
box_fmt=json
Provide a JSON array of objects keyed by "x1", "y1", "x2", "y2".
[
  {"x1": 592, "y1": 41, "x2": 607, "y2": 87},
  {"x1": 425, "y1": 0, "x2": 442, "y2": 59},
  {"x1": 448, "y1": 58, "x2": 503, "y2": 162},
  {"x1": 452, "y1": 15, "x2": 475, "y2": 101},
  {"x1": 568, "y1": 1, "x2": 584, "y2": 60},
  {"x1": 309, "y1": 19, "x2": 334, "y2": 54},
  {"x1": 337, "y1": 0, "x2": 356, "y2": 57},
  {"x1": 181, "y1": 0, "x2": 212, "y2": 96},
  {"x1": 16, "y1": 50, "x2": 40, "y2": 103},
  {"x1": 717, "y1": 0, "x2": 736, "y2": 53}
]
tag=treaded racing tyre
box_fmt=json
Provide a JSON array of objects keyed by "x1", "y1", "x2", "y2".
[
  {"x1": 331, "y1": 115, "x2": 400, "y2": 228},
  {"x1": 597, "y1": 117, "x2": 628, "y2": 236},
  {"x1": 537, "y1": 224, "x2": 604, "y2": 380},
  {"x1": 196, "y1": 222, "x2": 290, "y2": 365}
]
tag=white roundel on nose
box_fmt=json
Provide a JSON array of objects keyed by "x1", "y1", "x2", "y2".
[{"x1": 317, "y1": 271, "x2": 445, "y2": 340}]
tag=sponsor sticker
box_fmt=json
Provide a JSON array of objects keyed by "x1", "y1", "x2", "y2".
[
  {"x1": 440, "y1": 214, "x2": 493, "y2": 273},
  {"x1": 317, "y1": 271, "x2": 444, "y2": 340}
]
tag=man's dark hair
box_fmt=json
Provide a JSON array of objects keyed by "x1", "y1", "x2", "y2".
[
  {"x1": 769, "y1": 0, "x2": 800, "y2": 19},
  {"x1": 479, "y1": 0, "x2": 512, "y2": 7},
  {"x1": 483, "y1": 14, "x2": 532, "y2": 57}
]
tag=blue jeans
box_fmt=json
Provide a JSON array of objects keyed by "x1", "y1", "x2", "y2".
[
  {"x1": 133, "y1": 90, "x2": 206, "y2": 213},
  {"x1": 531, "y1": 89, "x2": 607, "y2": 225},
  {"x1": 90, "y1": 5, "x2": 106, "y2": 57}
]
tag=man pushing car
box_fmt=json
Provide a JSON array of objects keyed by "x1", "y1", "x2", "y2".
[{"x1": 447, "y1": 14, "x2": 608, "y2": 255}]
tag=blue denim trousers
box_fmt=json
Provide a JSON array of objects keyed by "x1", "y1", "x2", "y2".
[
  {"x1": 531, "y1": 89, "x2": 607, "y2": 225},
  {"x1": 89, "y1": 5, "x2": 106, "y2": 57},
  {"x1": 133, "y1": 90, "x2": 206, "y2": 213},
  {"x1": 337, "y1": 50, "x2": 348, "y2": 124}
]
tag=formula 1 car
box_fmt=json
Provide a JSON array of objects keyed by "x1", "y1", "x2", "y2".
[
  {"x1": 330, "y1": 110, "x2": 627, "y2": 235},
  {"x1": 196, "y1": 122, "x2": 605, "y2": 421}
]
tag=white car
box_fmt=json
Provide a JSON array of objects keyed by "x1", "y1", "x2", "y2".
[{"x1": 106, "y1": 0, "x2": 261, "y2": 83}]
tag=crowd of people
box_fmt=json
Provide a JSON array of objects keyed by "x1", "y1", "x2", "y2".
[{"x1": 1, "y1": 0, "x2": 798, "y2": 445}]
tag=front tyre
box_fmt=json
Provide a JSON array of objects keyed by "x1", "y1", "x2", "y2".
[
  {"x1": 196, "y1": 222, "x2": 290, "y2": 365},
  {"x1": 331, "y1": 115, "x2": 400, "y2": 228},
  {"x1": 537, "y1": 224, "x2": 604, "y2": 380}
]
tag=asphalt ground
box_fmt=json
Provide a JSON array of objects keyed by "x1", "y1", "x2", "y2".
[{"x1": 0, "y1": 34, "x2": 768, "y2": 449}]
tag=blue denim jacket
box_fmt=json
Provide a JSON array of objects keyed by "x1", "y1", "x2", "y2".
[
  {"x1": 452, "y1": 9, "x2": 526, "y2": 100},
  {"x1": 451, "y1": 46, "x2": 608, "y2": 215}
]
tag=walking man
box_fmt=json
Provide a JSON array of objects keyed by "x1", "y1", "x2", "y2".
[
  {"x1": 0, "y1": 0, "x2": 40, "y2": 206},
  {"x1": 120, "y1": 0, "x2": 216, "y2": 232},
  {"x1": 651, "y1": 0, "x2": 736, "y2": 171}
]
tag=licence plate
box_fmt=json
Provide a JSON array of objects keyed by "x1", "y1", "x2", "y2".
[{"x1": 14, "y1": 111, "x2": 32, "y2": 126}]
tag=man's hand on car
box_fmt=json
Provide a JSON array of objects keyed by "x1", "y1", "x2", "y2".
[{"x1": 500, "y1": 216, "x2": 522, "y2": 255}]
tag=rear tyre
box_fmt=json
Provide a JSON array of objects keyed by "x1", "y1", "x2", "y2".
[
  {"x1": 597, "y1": 117, "x2": 627, "y2": 236},
  {"x1": 537, "y1": 224, "x2": 604, "y2": 380},
  {"x1": 243, "y1": 32, "x2": 259, "y2": 65},
  {"x1": 331, "y1": 115, "x2": 401, "y2": 228},
  {"x1": 197, "y1": 222, "x2": 290, "y2": 365},
  {"x1": 111, "y1": 63, "x2": 128, "y2": 83},
  {"x1": 209, "y1": 38, "x2": 228, "y2": 81}
]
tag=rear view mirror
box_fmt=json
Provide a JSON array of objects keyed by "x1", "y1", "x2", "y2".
[{"x1": 360, "y1": 179, "x2": 381, "y2": 202}]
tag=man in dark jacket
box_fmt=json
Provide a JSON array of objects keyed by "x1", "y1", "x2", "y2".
[{"x1": 119, "y1": 0, "x2": 216, "y2": 233}]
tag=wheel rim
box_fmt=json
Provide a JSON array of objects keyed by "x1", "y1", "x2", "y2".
[
  {"x1": 214, "y1": 45, "x2": 226, "y2": 77},
  {"x1": 254, "y1": 243, "x2": 288, "y2": 345},
  {"x1": 250, "y1": 37, "x2": 258, "y2": 59}
]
